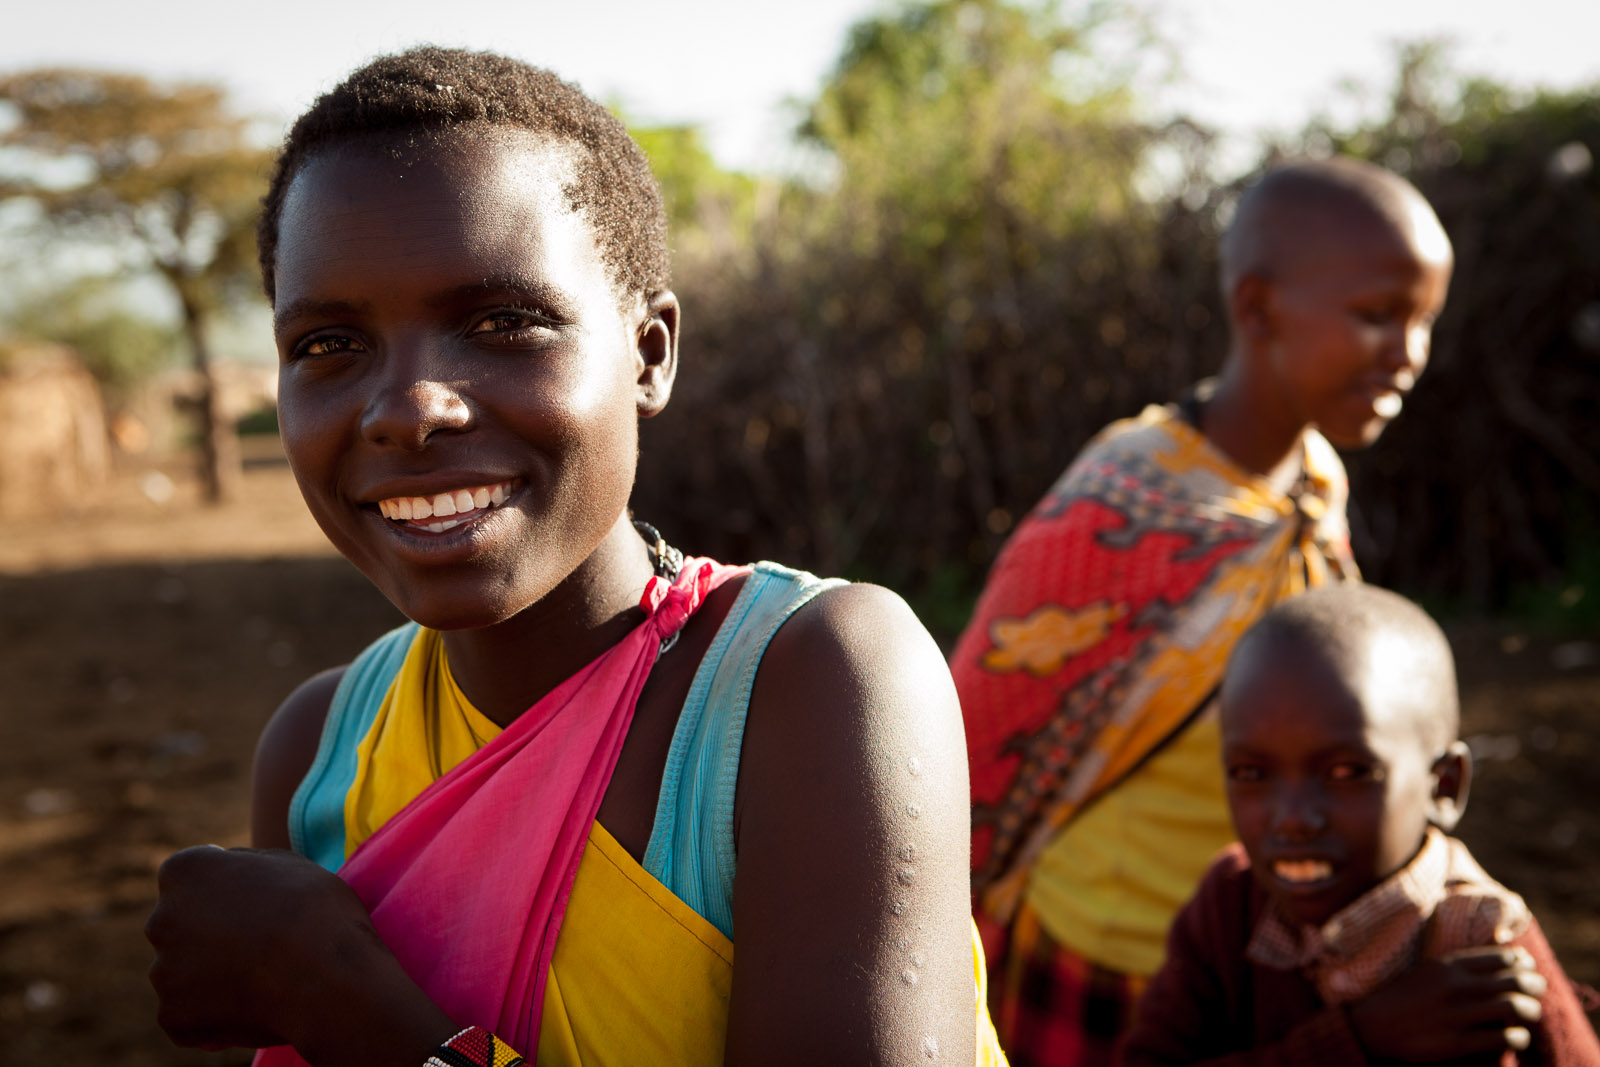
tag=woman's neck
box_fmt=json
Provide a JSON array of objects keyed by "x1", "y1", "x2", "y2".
[
  {"x1": 440, "y1": 514, "x2": 659, "y2": 728},
  {"x1": 1199, "y1": 358, "x2": 1308, "y2": 495}
]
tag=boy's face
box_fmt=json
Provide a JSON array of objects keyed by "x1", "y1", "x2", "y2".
[
  {"x1": 271, "y1": 130, "x2": 673, "y2": 630},
  {"x1": 1220, "y1": 637, "x2": 1448, "y2": 928},
  {"x1": 1255, "y1": 205, "x2": 1452, "y2": 450}
]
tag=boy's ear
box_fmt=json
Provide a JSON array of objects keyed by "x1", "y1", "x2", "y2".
[
  {"x1": 1228, "y1": 273, "x2": 1275, "y2": 346},
  {"x1": 635, "y1": 291, "x2": 679, "y2": 418},
  {"x1": 1428, "y1": 740, "x2": 1472, "y2": 832}
]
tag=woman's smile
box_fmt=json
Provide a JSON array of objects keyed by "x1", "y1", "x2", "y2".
[{"x1": 271, "y1": 127, "x2": 664, "y2": 631}]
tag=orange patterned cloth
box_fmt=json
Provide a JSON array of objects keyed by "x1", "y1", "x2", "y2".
[{"x1": 953, "y1": 400, "x2": 1358, "y2": 928}]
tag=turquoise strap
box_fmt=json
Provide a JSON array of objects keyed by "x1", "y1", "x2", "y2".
[
  {"x1": 286, "y1": 561, "x2": 843, "y2": 937},
  {"x1": 288, "y1": 621, "x2": 419, "y2": 871},
  {"x1": 642, "y1": 561, "x2": 845, "y2": 940}
]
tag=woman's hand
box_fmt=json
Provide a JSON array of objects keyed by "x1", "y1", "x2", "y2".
[{"x1": 146, "y1": 844, "x2": 456, "y2": 1064}]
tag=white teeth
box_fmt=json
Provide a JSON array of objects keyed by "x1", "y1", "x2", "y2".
[
  {"x1": 378, "y1": 481, "x2": 515, "y2": 528},
  {"x1": 1274, "y1": 859, "x2": 1333, "y2": 884}
]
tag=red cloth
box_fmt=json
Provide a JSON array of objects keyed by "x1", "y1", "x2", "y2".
[
  {"x1": 950, "y1": 407, "x2": 1356, "y2": 925},
  {"x1": 990, "y1": 901, "x2": 1147, "y2": 1067},
  {"x1": 254, "y1": 559, "x2": 746, "y2": 1065},
  {"x1": 1122, "y1": 845, "x2": 1600, "y2": 1067}
]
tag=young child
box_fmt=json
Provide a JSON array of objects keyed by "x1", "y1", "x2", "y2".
[
  {"x1": 142, "y1": 48, "x2": 1006, "y2": 1067},
  {"x1": 954, "y1": 158, "x2": 1452, "y2": 1063},
  {"x1": 1122, "y1": 584, "x2": 1600, "y2": 1065}
]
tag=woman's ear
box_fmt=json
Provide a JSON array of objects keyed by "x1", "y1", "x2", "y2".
[
  {"x1": 1428, "y1": 740, "x2": 1472, "y2": 832},
  {"x1": 635, "y1": 291, "x2": 679, "y2": 418}
]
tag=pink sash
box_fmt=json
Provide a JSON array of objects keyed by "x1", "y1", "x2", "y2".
[{"x1": 255, "y1": 558, "x2": 745, "y2": 1063}]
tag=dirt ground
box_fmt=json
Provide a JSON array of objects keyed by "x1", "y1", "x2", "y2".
[{"x1": 1, "y1": 438, "x2": 1596, "y2": 1065}]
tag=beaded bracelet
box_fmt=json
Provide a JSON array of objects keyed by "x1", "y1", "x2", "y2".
[{"x1": 423, "y1": 1025, "x2": 526, "y2": 1067}]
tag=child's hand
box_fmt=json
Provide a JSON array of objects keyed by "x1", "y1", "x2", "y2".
[
  {"x1": 1347, "y1": 945, "x2": 1546, "y2": 1062},
  {"x1": 145, "y1": 845, "x2": 452, "y2": 1059}
]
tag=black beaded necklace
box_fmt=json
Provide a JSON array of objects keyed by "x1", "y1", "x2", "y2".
[{"x1": 632, "y1": 519, "x2": 683, "y2": 581}]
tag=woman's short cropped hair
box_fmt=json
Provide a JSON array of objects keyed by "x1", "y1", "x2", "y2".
[{"x1": 257, "y1": 46, "x2": 669, "y2": 304}]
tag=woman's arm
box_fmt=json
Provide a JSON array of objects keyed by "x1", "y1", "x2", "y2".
[
  {"x1": 147, "y1": 668, "x2": 461, "y2": 1065},
  {"x1": 251, "y1": 666, "x2": 344, "y2": 849},
  {"x1": 726, "y1": 582, "x2": 978, "y2": 1066}
]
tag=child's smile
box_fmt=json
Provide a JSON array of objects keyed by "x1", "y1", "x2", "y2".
[{"x1": 1220, "y1": 636, "x2": 1446, "y2": 929}]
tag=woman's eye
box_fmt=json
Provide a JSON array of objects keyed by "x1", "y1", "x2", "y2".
[
  {"x1": 469, "y1": 309, "x2": 557, "y2": 336},
  {"x1": 1226, "y1": 765, "x2": 1265, "y2": 784},
  {"x1": 1328, "y1": 763, "x2": 1375, "y2": 783},
  {"x1": 295, "y1": 334, "x2": 361, "y2": 359}
]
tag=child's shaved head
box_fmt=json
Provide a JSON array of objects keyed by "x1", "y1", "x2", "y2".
[
  {"x1": 1228, "y1": 584, "x2": 1459, "y2": 755},
  {"x1": 1221, "y1": 585, "x2": 1468, "y2": 926},
  {"x1": 1220, "y1": 158, "x2": 1452, "y2": 297}
]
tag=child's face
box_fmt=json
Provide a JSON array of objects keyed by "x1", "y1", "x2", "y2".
[
  {"x1": 1256, "y1": 205, "x2": 1452, "y2": 450},
  {"x1": 271, "y1": 130, "x2": 666, "y2": 629},
  {"x1": 1220, "y1": 639, "x2": 1448, "y2": 928}
]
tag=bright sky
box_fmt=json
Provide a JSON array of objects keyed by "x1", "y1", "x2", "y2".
[{"x1": 6, "y1": 0, "x2": 1599, "y2": 173}]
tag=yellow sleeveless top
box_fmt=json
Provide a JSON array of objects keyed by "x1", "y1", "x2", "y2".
[{"x1": 347, "y1": 628, "x2": 1005, "y2": 1066}]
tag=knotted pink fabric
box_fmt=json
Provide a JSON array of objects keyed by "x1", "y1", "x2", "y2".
[{"x1": 255, "y1": 558, "x2": 746, "y2": 1064}]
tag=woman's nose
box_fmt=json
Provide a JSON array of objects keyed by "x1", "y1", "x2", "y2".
[{"x1": 359, "y1": 365, "x2": 472, "y2": 450}]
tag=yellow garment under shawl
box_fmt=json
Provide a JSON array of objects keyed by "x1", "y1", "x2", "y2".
[
  {"x1": 1018, "y1": 411, "x2": 1353, "y2": 978},
  {"x1": 343, "y1": 627, "x2": 1006, "y2": 1066}
]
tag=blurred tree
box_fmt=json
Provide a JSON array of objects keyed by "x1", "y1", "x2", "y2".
[
  {"x1": 635, "y1": 0, "x2": 1202, "y2": 618},
  {"x1": 0, "y1": 70, "x2": 272, "y2": 502},
  {"x1": 5, "y1": 276, "x2": 180, "y2": 405},
  {"x1": 630, "y1": 123, "x2": 759, "y2": 248}
]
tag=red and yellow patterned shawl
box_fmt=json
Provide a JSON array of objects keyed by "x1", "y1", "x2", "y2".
[{"x1": 953, "y1": 403, "x2": 1358, "y2": 928}]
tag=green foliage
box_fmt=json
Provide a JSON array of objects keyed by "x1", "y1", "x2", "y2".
[
  {"x1": 0, "y1": 69, "x2": 274, "y2": 501},
  {"x1": 1507, "y1": 500, "x2": 1600, "y2": 632},
  {"x1": 0, "y1": 70, "x2": 272, "y2": 310},
  {"x1": 634, "y1": 9, "x2": 1600, "y2": 619},
  {"x1": 235, "y1": 406, "x2": 280, "y2": 436},
  {"x1": 636, "y1": 0, "x2": 1215, "y2": 588},
  {"x1": 630, "y1": 124, "x2": 758, "y2": 235},
  {"x1": 5, "y1": 278, "x2": 179, "y2": 401},
  {"x1": 804, "y1": 0, "x2": 1156, "y2": 245}
]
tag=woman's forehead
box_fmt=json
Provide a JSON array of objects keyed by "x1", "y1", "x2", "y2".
[
  {"x1": 273, "y1": 132, "x2": 606, "y2": 302},
  {"x1": 285, "y1": 130, "x2": 577, "y2": 228}
]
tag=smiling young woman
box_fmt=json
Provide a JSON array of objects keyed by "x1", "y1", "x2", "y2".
[{"x1": 143, "y1": 48, "x2": 1007, "y2": 1067}]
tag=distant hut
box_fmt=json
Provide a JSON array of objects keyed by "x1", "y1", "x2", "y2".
[{"x1": 0, "y1": 339, "x2": 111, "y2": 519}]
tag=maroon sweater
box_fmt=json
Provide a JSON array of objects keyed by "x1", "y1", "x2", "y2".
[{"x1": 1122, "y1": 846, "x2": 1600, "y2": 1067}]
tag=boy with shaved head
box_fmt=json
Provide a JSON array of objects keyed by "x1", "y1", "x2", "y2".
[
  {"x1": 1123, "y1": 585, "x2": 1600, "y2": 1065},
  {"x1": 954, "y1": 158, "x2": 1453, "y2": 1064}
]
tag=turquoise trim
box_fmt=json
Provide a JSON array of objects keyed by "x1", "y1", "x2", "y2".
[
  {"x1": 642, "y1": 562, "x2": 844, "y2": 941},
  {"x1": 288, "y1": 621, "x2": 419, "y2": 872},
  {"x1": 285, "y1": 562, "x2": 844, "y2": 939}
]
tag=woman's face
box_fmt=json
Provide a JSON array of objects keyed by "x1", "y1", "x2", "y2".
[{"x1": 271, "y1": 130, "x2": 672, "y2": 630}]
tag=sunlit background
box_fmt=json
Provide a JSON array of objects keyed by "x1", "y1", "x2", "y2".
[{"x1": 2, "y1": 2, "x2": 1598, "y2": 1063}]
